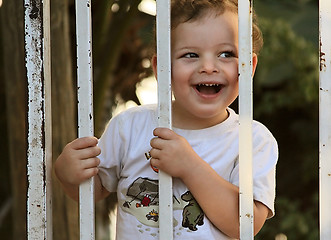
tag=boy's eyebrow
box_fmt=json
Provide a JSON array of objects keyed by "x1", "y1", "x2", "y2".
[
  {"x1": 173, "y1": 43, "x2": 237, "y2": 51},
  {"x1": 173, "y1": 46, "x2": 198, "y2": 51}
]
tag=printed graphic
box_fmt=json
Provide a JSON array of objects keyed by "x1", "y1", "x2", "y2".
[
  {"x1": 146, "y1": 209, "x2": 159, "y2": 222},
  {"x1": 181, "y1": 191, "x2": 204, "y2": 231},
  {"x1": 145, "y1": 152, "x2": 159, "y2": 173},
  {"x1": 121, "y1": 177, "x2": 205, "y2": 232},
  {"x1": 121, "y1": 177, "x2": 178, "y2": 228}
]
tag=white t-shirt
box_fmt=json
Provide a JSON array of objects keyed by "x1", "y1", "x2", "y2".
[{"x1": 98, "y1": 104, "x2": 278, "y2": 240}]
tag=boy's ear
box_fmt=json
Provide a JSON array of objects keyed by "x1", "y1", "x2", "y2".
[
  {"x1": 252, "y1": 53, "x2": 258, "y2": 77},
  {"x1": 152, "y1": 55, "x2": 157, "y2": 79}
]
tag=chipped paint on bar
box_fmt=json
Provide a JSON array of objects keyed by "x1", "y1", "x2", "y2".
[
  {"x1": 156, "y1": 0, "x2": 173, "y2": 239},
  {"x1": 25, "y1": 0, "x2": 52, "y2": 239},
  {"x1": 319, "y1": 1, "x2": 331, "y2": 239},
  {"x1": 238, "y1": 0, "x2": 254, "y2": 239},
  {"x1": 75, "y1": 0, "x2": 95, "y2": 239}
]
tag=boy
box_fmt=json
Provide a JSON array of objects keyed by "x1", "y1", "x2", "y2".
[{"x1": 55, "y1": 0, "x2": 278, "y2": 239}]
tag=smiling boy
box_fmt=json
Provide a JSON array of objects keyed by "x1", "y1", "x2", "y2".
[
  {"x1": 55, "y1": 1, "x2": 278, "y2": 239},
  {"x1": 168, "y1": 10, "x2": 244, "y2": 129}
]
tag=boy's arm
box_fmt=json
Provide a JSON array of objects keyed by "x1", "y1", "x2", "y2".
[
  {"x1": 57, "y1": 172, "x2": 110, "y2": 202},
  {"x1": 180, "y1": 159, "x2": 268, "y2": 238},
  {"x1": 150, "y1": 128, "x2": 269, "y2": 239},
  {"x1": 54, "y1": 137, "x2": 110, "y2": 202}
]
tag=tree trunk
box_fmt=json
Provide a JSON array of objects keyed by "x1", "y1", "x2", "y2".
[{"x1": 0, "y1": 0, "x2": 27, "y2": 239}]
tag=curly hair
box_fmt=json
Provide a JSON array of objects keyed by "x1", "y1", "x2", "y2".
[{"x1": 170, "y1": 0, "x2": 263, "y2": 55}]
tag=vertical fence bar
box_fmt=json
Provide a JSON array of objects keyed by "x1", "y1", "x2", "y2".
[
  {"x1": 156, "y1": 0, "x2": 173, "y2": 239},
  {"x1": 44, "y1": 1, "x2": 52, "y2": 238},
  {"x1": 25, "y1": 0, "x2": 52, "y2": 239},
  {"x1": 75, "y1": 0, "x2": 95, "y2": 239},
  {"x1": 238, "y1": 0, "x2": 254, "y2": 239},
  {"x1": 319, "y1": 1, "x2": 331, "y2": 239}
]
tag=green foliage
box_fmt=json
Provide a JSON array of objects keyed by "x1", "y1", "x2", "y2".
[
  {"x1": 257, "y1": 195, "x2": 319, "y2": 239},
  {"x1": 254, "y1": 18, "x2": 319, "y2": 116},
  {"x1": 255, "y1": 0, "x2": 319, "y2": 43},
  {"x1": 252, "y1": 2, "x2": 320, "y2": 239}
]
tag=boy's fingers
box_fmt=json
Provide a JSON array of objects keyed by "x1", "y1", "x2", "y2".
[
  {"x1": 76, "y1": 146, "x2": 101, "y2": 159},
  {"x1": 150, "y1": 137, "x2": 161, "y2": 149},
  {"x1": 69, "y1": 136, "x2": 98, "y2": 150},
  {"x1": 153, "y1": 127, "x2": 174, "y2": 139},
  {"x1": 150, "y1": 136, "x2": 171, "y2": 150},
  {"x1": 81, "y1": 157, "x2": 100, "y2": 169},
  {"x1": 149, "y1": 148, "x2": 161, "y2": 159},
  {"x1": 81, "y1": 167, "x2": 99, "y2": 180},
  {"x1": 150, "y1": 157, "x2": 160, "y2": 169}
]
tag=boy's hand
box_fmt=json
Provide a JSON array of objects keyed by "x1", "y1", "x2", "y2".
[
  {"x1": 54, "y1": 136, "x2": 101, "y2": 186},
  {"x1": 149, "y1": 128, "x2": 201, "y2": 178}
]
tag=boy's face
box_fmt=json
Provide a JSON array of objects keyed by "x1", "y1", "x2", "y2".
[
  {"x1": 152, "y1": 11, "x2": 257, "y2": 129},
  {"x1": 169, "y1": 11, "x2": 257, "y2": 129}
]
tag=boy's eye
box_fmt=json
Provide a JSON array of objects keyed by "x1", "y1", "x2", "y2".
[
  {"x1": 183, "y1": 53, "x2": 199, "y2": 58},
  {"x1": 219, "y1": 51, "x2": 235, "y2": 58}
]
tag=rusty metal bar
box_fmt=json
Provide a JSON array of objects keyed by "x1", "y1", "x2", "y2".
[
  {"x1": 25, "y1": 0, "x2": 52, "y2": 239},
  {"x1": 319, "y1": 1, "x2": 331, "y2": 239},
  {"x1": 238, "y1": 0, "x2": 254, "y2": 239},
  {"x1": 156, "y1": 0, "x2": 173, "y2": 239},
  {"x1": 75, "y1": 0, "x2": 95, "y2": 239}
]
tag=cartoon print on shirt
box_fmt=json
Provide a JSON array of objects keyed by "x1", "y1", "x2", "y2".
[
  {"x1": 145, "y1": 152, "x2": 159, "y2": 173},
  {"x1": 121, "y1": 177, "x2": 205, "y2": 232},
  {"x1": 146, "y1": 209, "x2": 159, "y2": 222},
  {"x1": 122, "y1": 177, "x2": 159, "y2": 209},
  {"x1": 121, "y1": 177, "x2": 178, "y2": 227},
  {"x1": 181, "y1": 191, "x2": 205, "y2": 231}
]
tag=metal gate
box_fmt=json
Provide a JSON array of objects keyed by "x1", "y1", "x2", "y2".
[{"x1": 24, "y1": 0, "x2": 330, "y2": 239}]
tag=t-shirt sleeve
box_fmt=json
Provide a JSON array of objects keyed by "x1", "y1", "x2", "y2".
[
  {"x1": 230, "y1": 123, "x2": 278, "y2": 218},
  {"x1": 97, "y1": 114, "x2": 126, "y2": 193}
]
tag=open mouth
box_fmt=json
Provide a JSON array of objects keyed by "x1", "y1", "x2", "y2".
[{"x1": 195, "y1": 83, "x2": 222, "y2": 95}]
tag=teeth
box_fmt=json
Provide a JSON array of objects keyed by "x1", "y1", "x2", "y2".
[{"x1": 198, "y1": 84, "x2": 220, "y2": 87}]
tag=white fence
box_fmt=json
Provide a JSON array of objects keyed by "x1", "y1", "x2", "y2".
[
  {"x1": 319, "y1": 1, "x2": 331, "y2": 239},
  {"x1": 155, "y1": 0, "x2": 173, "y2": 239},
  {"x1": 25, "y1": 0, "x2": 52, "y2": 239},
  {"x1": 24, "y1": 0, "x2": 329, "y2": 239},
  {"x1": 75, "y1": 1, "x2": 95, "y2": 239}
]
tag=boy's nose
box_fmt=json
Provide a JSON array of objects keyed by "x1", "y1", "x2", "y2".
[{"x1": 199, "y1": 57, "x2": 219, "y2": 74}]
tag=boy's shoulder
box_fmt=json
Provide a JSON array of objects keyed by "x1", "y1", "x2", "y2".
[
  {"x1": 114, "y1": 104, "x2": 157, "y2": 119},
  {"x1": 110, "y1": 104, "x2": 158, "y2": 127},
  {"x1": 101, "y1": 104, "x2": 158, "y2": 138},
  {"x1": 228, "y1": 108, "x2": 277, "y2": 144},
  {"x1": 252, "y1": 119, "x2": 275, "y2": 140},
  {"x1": 251, "y1": 119, "x2": 277, "y2": 148}
]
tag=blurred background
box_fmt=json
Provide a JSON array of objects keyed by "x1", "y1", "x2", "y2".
[{"x1": 0, "y1": 0, "x2": 319, "y2": 239}]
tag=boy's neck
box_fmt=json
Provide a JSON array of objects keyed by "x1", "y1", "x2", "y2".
[{"x1": 171, "y1": 102, "x2": 229, "y2": 130}]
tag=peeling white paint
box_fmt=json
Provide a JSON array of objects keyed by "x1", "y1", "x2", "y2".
[
  {"x1": 238, "y1": 0, "x2": 254, "y2": 239},
  {"x1": 319, "y1": 1, "x2": 331, "y2": 239},
  {"x1": 75, "y1": 0, "x2": 95, "y2": 239},
  {"x1": 25, "y1": 0, "x2": 52, "y2": 239},
  {"x1": 156, "y1": 0, "x2": 173, "y2": 239}
]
